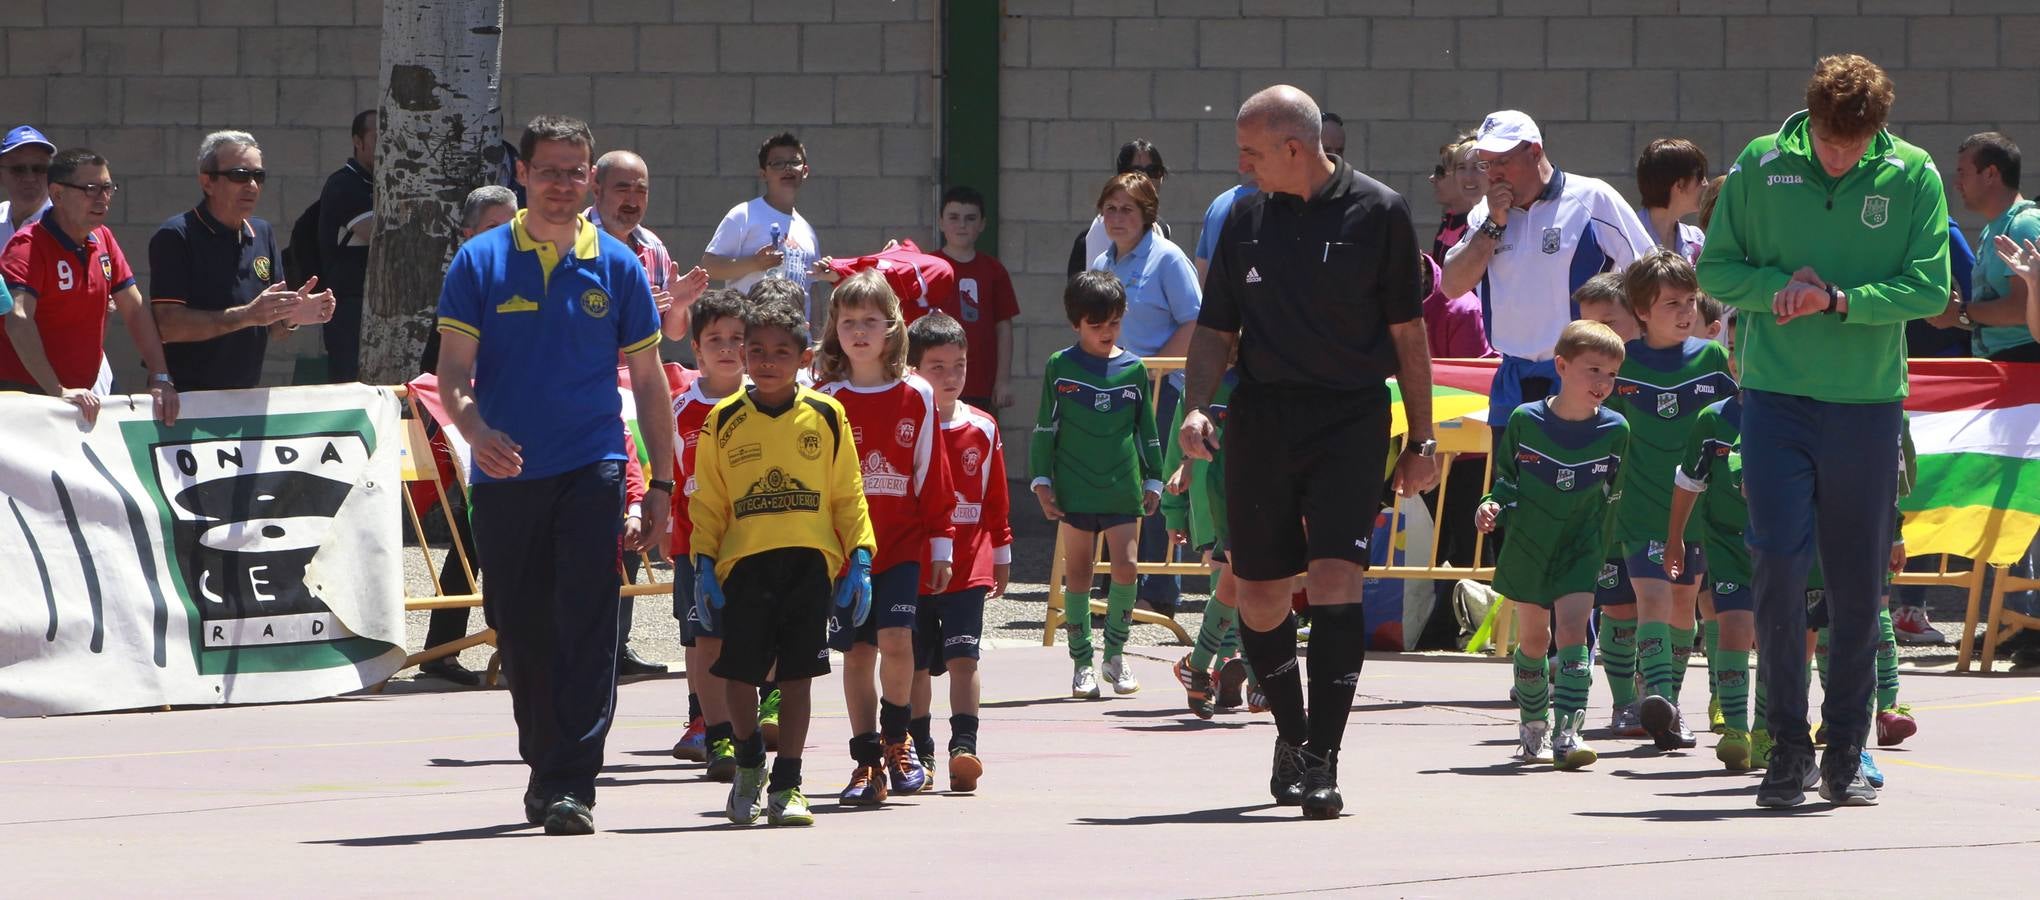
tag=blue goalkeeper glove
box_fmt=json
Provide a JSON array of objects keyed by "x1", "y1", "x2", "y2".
[
  {"x1": 694, "y1": 555, "x2": 726, "y2": 633},
  {"x1": 834, "y1": 548, "x2": 873, "y2": 627}
]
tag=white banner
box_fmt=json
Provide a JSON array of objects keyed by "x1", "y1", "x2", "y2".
[{"x1": 0, "y1": 385, "x2": 407, "y2": 716}]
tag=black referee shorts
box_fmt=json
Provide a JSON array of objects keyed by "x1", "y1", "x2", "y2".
[{"x1": 1222, "y1": 383, "x2": 1392, "y2": 582}]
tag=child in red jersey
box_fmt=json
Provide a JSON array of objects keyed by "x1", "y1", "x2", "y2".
[
  {"x1": 904, "y1": 312, "x2": 1012, "y2": 792},
  {"x1": 816, "y1": 270, "x2": 958, "y2": 805}
]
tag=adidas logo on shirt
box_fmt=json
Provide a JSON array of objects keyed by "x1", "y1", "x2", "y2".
[{"x1": 1244, "y1": 267, "x2": 1262, "y2": 284}]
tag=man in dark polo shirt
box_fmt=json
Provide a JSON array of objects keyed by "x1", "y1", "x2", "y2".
[
  {"x1": 317, "y1": 110, "x2": 376, "y2": 382},
  {"x1": 1179, "y1": 85, "x2": 1438, "y2": 820},
  {"x1": 151, "y1": 131, "x2": 332, "y2": 390}
]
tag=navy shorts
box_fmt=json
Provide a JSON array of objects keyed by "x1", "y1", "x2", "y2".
[
  {"x1": 1624, "y1": 540, "x2": 1706, "y2": 586},
  {"x1": 829, "y1": 561, "x2": 921, "y2": 651},
  {"x1": 1062, "y1": 511, "x2": 1136, "y2": 533},
  {"x1": 1593, "y1": 557, "x2": 1632, "y2": 608},
  {"x1": 915, "y1": 586, "x2": 988, "y2": 676},
  {"x1": 673, "y1": 555, "x2": 723, "y2": 646},
  {"x1": 1711, "y1": 576, "x2": 1754, "y2": 613}
]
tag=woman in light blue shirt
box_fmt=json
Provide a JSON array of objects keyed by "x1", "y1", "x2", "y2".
[{"x1": 1089, "y1": 172, "x2": 1200, "y2": 359}]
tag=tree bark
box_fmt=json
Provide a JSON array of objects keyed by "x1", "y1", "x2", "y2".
[{"x1": 360, "y1": 0, "x2": 505, "y2": 386}]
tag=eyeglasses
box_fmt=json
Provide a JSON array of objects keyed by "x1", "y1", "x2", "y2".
[
  {"x1": 530, "y1": 165, "x2": 591, "y2": 184},
  {"x1": 2, "y1": 163, "x2": 48, "y2": 176},
  {"x1": 1473, "y1": 150, "x2": 1528, "y2": 173},
  {"x1": 205, "y1": 168, "x2": 267, "y2": 185},
  {"x1": 764, "y1": 159, "x2": 807, "y2": 172},
  {"x1": 55, "y1": 181, "x2": 119, "y2": 198}
]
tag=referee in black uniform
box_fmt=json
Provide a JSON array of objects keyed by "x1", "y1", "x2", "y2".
[{"x1": 1180, "y1": 85, "x2": 1439, "y2": 820}]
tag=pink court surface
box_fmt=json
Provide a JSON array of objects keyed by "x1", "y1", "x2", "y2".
[{"x1": 4, "y1": 646, "x2": 2036, "y2": 897}]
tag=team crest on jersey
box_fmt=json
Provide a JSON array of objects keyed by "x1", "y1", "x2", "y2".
[
  {"x1": 1598, "y1": 563, "x2": 1619, "y2": 589},
  {"x1": 960, "y1": 446, "x2": 982, "y2": 476},
  {"x1": 895, "y1": 418, "x2": 917, "y2": 448},
  {"x1": 1094, "y1": 392, "x2": 1112, "y2": 412},
  {"x1": 1647, "y1": 540, "x2": 1666, "y2": 565},
  {"x1": 798, "y1": 429, "x2": 822, "y2": 460},
  {"x1": 1861, "y1": 195, "x2": 1890, "y2": 229},
  {"x1": 1718, "y1": 581, "x2": 1740, "y2": 594},
  {"x1": 861, "y1": 451, "x2": 910, "y2": 497},
  {"x1": 1656, "y1": 392, "x2": 1679, "y2": 418},
  {"x1": 101, "y1": 255, "x2": 115, "y2": 280},
  {"x1": 1556, "y1": 468, "x2": 1576, "y2": 491},
  {"x1": 581, "y1": 289, "x2": 610, "y2": 318},
  {"x1": 252, "y1": 255, "x2": 271, "y2": 282},
  {"x1": 1541, "y1": 227, "x2": 1561, "y2": 254},
  {"x1": 733, "y1": 467, "x2": 820, "y2": 518}
]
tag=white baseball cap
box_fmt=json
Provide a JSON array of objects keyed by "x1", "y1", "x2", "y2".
[{"x1": 1473, "y1": 110, "x2": 1542, "y2": 153}]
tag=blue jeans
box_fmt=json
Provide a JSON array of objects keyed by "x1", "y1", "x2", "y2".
[{"x1": 1742, "y1": 390, "x2": 1901, "y2": 754}]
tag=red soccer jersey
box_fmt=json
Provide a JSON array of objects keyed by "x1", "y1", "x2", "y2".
[
  {"x1": 666, "y1": 375, "x2": 724, "y2": 550},
  {"x1": 818, "y1": 374, "x2": 957, "y2": 573},
  {"x1": 923, "y1": 404, "x2": 1012, "y2": 593},
  {"x1": 0, "y1": 220, "x2": 135, "y2": 389},
  {"x1": 822, "y1": 239, "x2": 958, "y2": 326},
  {"x1": 935, "y1": 250, "x2": 1021, "y2": 400}
]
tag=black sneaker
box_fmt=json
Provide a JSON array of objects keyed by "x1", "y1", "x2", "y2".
[
  {"x1": 1819, "y1": 745, "x2": 1879, "y2": 807},
  {"x1": 616, "y1": 649, "x2": 668, "y2": 679},
  {"x1": 523, "y1": 786, "x2": 546, "y2": 825},
  {"x1": 1756, "y1": 749, "x2": 1816, "y2": 809},
  {"x1": 1187, "y1": 668, "x2": 1215, "y2": 720},
  {"x1": 1269, "y1": 738, "x2": 1306, "y2": 806},
  {"x1": 1639, "y1": 695, "x2": 1681, "y2": 751},
  {"x1": 542, "y1": 795, "x2": 595, "y2": 835},
  {"x1": 419, "y1": 658, "x2": 482, "y2": 687},
  {"x1": 1299, "y1": 749, "x2": 1342, "y2": 820}
]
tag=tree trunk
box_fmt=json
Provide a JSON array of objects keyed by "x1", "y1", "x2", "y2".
[{"x1": 359, "y1": 0, "x2": 505, "y2": 386}]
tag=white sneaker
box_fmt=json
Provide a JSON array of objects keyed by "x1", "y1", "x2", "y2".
[
  {"x1": 1102, "y1": 655, "x2": 1141, "y2": 694},
  {"x1": 1514, "y1": 719, "x2": 1552, "y2": 762},
  {"x1": 1072, "y1": 664, "x2": 1100, "y2": 699},
  {"x1": 1892, "y1": 605, "x2": 1947, "y2": 644},
  {"x1": 1552, "y1": 710, "x2": 1598, "y2": 770}
]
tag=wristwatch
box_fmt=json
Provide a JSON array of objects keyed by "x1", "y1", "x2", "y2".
[
  {"x1": 150, "y1": 373, "x2": 175, "y2": 388},
  {"x1": 647, "y1": 478, "x2": 677, "y2": 495},
  {"x1": 1956, "y1": 301, "x2": 1974, "y2": 328},
  {"x1": 1824, "y1": 284, "x2": 1843, "y2": 314},
  {"x1": 1478, "y1": 219, "x2": 1506, "y2": 241},
  {"x1": 1410, "y1": 438, "x2": 1438, "y2": 459}
]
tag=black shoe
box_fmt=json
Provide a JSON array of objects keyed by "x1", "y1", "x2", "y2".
[
  {"x1": 523, "y1": 787, "x2": 546, "y2": 825},
  {"x1": 1639, "y1": 695, "x2": 1681, "y2": 751},
  {"x1": 1818, "y1": 744, "x2": 1879, "y2": 806},
  {"x1": 419, "y1": 658, "x2": 482, "y2": 687},
  {"x1": 1269, "y1": 738, "x2": 1306, "y2": 806},
  {"x1": 542, "y1": 796, "x2": 595, "y2": 835},
  {"x1": 617, "y1": 649, "x2": 668, "y2": 679},
  {"x1": 1215, "y1": 658, "x2": 1247, "y2": 710},
  {"x1": 1300, "y1": 749, "x2": 1342, "y2": 820},
  {"x1": 1756, "y1": 748, "x2": 1816, "y2": 809}
]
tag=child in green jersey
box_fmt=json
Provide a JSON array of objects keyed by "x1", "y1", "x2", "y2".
[
  {"x1": 1477, "y1": 320, "x2": 1632, "y2": 770},
  {"x1": 1031, "y1": 271, "x2": 1164, "y2": 699},
  {"x1": 1163, "y1": 351, "x2": 1243, "y2": 720},
  {"x1": 1572, "y1": 273, "x2": 1649, "y2": 735},
  {"x1": 1608, "y1": 250, "x2": 1736, "y2": 752}
]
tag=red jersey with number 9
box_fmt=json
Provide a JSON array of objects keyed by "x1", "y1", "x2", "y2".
[
  {"x1": 817, "y1": 374, "x2": 957, "y2": 573},
  {"x1": 0, "y1": 221, "x2": 135, "y2": 388}
]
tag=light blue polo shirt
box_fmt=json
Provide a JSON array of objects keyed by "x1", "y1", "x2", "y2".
[
  {"x1": 1972, "y1": 198, "x2": 2040, "y2": 357},
  {"x1": 1090, "y1": 230, "x2": 1201, "y2": 358},
  {"x1": 437, "y1": 209, "x2": 661, "y2": 483},
  {"x1": 1195, "y1": 184, "x2": 1258, "y2": 262}
]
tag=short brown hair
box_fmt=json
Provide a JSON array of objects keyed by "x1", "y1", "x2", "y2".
[
  {"x1": 1571, "y1": 271, "x2": 1626, "y2": 308},
  {"x1": 1805, "y1": 54, "x2": 1894, "y2": 141},
  {"x1": 1623, "y1": 249, "x2": 1701, "y2": 318},
  {"x1": 1096, "y1": 172, "x2": 1159, "y2": 230},
  {"x1": 519, "y1": 114, "x2": 594, "y2": 163},
  {"x1": 1697, "y1": 173, "x2": 1728, "y2": 231},
  {"x1": 1636, "y1": 138, "x2": 1708, "y2": 209},
  {"x1": 1555, "y1": 320, "x2": 1626, "y2": 363},
  {"x1": 1698, "y1": 293, "x2": 1725, "y2": 328}
]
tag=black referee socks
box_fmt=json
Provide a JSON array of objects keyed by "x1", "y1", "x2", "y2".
[
  {"x1": 1306, "y1": 602, "x2": 1367, "y2": 755},
  {"x1": 1239, "y1": 613, "x2": 1308, "y2": 746}
]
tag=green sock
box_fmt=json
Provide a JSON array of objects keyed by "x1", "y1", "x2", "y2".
[
  {"x1": 1667, "y1": 625, "x2": 1697, "y2": 702},
  {"x1": 1064, "y1": 587, "x2": 1094, "y2": 663},
  {"x1": 1512, "y1": 649, "x2": 1551, "y2": 724},
  {"x1": 1815, "y1": 627, "x2": 1831, "y2": 693},
  {"x1": 1877, "y1": 608, "x2": 1900, "y2": 711},
  {"x1": 1190, "y1": 594, "x2": 1238, "y2": 672},
  {"x1": 1713, "y1": 648, "x2": 1750, "y2": 732},
  {"x1": 1600, "y1": 620, "x2": 1638, "y2": 707},
  {"x1": 1702, "y1": 620, "x2": 1721, "y2": 706},
  {"x1": 1554, "y1": 645, "x2": 1593, "y2": 724},
  {"x1": 1103, "y1": 579, "x2": 1137, "y2": 657},
  {"x1": 1638, "y1": 621, "x2": 1676, "y2": 699}
]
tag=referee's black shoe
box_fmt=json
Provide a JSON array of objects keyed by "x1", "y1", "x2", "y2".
[
  {"x1": 1270, "y1": 738, "x2": 1306, "y2": 806},
  {"x1": 1300, "y1": 749, "x2": 1342, "y2": 820},
  {"x1": 542, "y1": 795, "x2": 595, "y2": 836}
]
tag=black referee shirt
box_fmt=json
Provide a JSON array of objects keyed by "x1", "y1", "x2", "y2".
[
  {"x1": 149, "y1": 203, "x2": 280, "y2": 390},
  {"x1": 1198, "y1": 156, "x2": 1422, "y2": 391}
]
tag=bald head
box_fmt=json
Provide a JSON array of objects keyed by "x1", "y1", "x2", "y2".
[
  {"x1": 593, "y1": 150, "x2": 651, "y2": 236},
  {"x1": 1238, "y1": 85, "x2": 1323, "y2": 155}
]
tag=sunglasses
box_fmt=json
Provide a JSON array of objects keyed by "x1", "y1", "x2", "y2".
[
  {"x1": 764, "y1": 159, "x2": 807, "y2": 172},
  {"x1": 3, "y1": 163, "x2": 48, "y2": 176},
  {"x1": 206, "y1": 167, "x2": 267, "y2": 185}
]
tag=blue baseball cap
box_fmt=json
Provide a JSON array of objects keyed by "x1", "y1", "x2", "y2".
[{"x1": 2, "y1": 125, "x2": 56, "y2": 156}]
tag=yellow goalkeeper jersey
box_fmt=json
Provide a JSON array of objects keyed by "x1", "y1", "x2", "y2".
[{"x1": 689, "y1": 385, "x2": 876, "y2": 580}]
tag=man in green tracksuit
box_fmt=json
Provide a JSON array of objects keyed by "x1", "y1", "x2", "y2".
[{"x1": 1696, "y1": 54, "x2": 1949, "y2": 809}]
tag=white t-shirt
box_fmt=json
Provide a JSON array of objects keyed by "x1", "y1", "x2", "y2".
[
  {"x1": 705, "y1": 197, "x2": 819, "y2": 297},
  {"x1": 1458, "y1": 170, "x2": 1656, "y2": 361},
  {"x1": 0, "y1": 197, "x2": 51, "y2": 247}
]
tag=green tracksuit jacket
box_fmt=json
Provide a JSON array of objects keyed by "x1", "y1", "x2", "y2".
[{"x1": 1697, "y1": 110, "x2": 1950, "y2": 404}]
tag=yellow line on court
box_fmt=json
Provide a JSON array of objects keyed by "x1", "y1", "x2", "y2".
[
  {"x1": 1880, "y1": 757, "x2": 2040, "y2": 782},
  {"x1": 1908, "y1": 694, "x2": 2040, "y2": 713}
]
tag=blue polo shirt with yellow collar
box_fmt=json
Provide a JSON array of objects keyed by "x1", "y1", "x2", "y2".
[{"x1": 437, "y1": 209, "x2": 661, "y2": 484}]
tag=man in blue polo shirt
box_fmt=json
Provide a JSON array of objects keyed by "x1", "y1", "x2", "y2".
[
  {"x1": 151, "y1": 131, "x2": 331, "y2": 390},
  {"x1": 435, "y1": 114, "x2": 677, "y2": 836}
]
